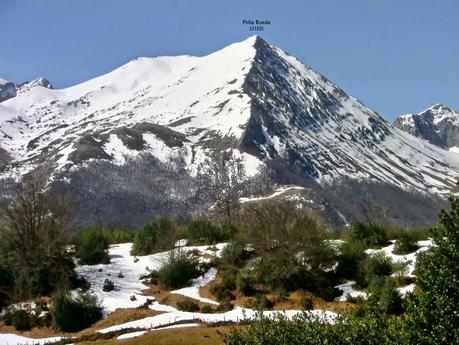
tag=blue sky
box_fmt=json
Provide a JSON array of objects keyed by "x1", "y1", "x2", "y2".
[{"x1": 1, "y1": 0, "x2": 457, "y2": 121}]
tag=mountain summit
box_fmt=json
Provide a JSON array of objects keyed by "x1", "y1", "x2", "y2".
[
  {"x1": 393, "y1": 104, "x2": 459, "y2": 152},
  {"x1": 0, "y1": 37, "x2": 457, "y2": 227}
]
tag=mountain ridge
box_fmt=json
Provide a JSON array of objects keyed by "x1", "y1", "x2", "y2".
[{"x1": 0, "y1": 36, "x2": 457, "y2": 228}]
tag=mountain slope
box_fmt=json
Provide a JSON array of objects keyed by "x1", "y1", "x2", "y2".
[
  {"x1": 393, "y1": 104, "x2": 459, "y2": 152},
  {"x1": 0, "y1": 36, "x2": 457, "y2": 227}
]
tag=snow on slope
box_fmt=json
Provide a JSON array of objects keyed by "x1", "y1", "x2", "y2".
[
  {"x1": 75, "y1": 242, "x2": 226, "y2": 314},
  {"x1": 0, "y1": 37, "x2": 257, "y2": 178}
]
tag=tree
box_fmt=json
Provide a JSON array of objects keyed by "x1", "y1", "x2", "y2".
[
  {"x1": 406, "y1": 196, "x2": 459, "y2": 344},
  {"x1": 132, "y1": 216, "x2": 176, "y2": 255},
  {"x1": 208, "y1": 151, "x2": 246, "y2": 226},
  {"x1": 242, "y1": 200, "x2": 336, "y2": 291},
  {"x1": 74, "y1": 226, "x2": 110, "y2": 265},
  {"x1": 0, "y1": 177, "x2": 74, "y2": 301}
]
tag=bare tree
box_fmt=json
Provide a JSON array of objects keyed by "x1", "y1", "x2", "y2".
[
  {"x1": 207, "y1": 150, "x2": 247, "y2": 226},
  {"x1": 0, "y1": 175, "x2": 74, "y2": 301}
]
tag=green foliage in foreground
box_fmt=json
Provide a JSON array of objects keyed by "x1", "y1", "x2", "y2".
[
  {"x1": 224, "y1": 313, "x2": 406, "y2": 345},
  {"x1": 225, "y1": 196, "x2": 459, "y2": 345},
  {"x1": 405, "y1": 196, "x2": 459, "y2": 344},
  {"x1": 50, "y1": 291, "x2": 103, "y2": 332}
]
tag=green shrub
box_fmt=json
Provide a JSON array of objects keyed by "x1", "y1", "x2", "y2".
[
  {"x1": 2, "y1": 309, "x2": 34, "y2": 331},
  {"x1": 186, "y1": 219, "x2": 228, "y2": 244},
  {"x1": 209, "y1": 283, "x2": 235, "y2": 302},
  {"x1": 200, "y1": 305, "x2": 214, "y2": 313},
  {"x1": 358, "y1": 253, "x2": 394, "y2": 287},
  {"x1": 74, "y1": 227, "x2": 110, "y2": 265},
  {"x1": 215, "y1": 301, "x2": 234, "y2": 313},
  {"x1": 132, "y1": 217, "x2": 176, "y2": 255},
  {"x1": 224, "y1": 312, "x2": 406, "y2": 345},
  {"x1": 220, "y1": 269, "x2": 237, "y2": 290},
  {"x1": 315, "y1": 286, "x2": 341, "y2": 302},
  {"x1": 236, "y1": 270, "x2": 255, "y2": 296},
  {"x1": 51, "y1": 291, "x2": 102, "y2": 332},
  {"x1": 107, "y1": 230, "x2": 135, "y2": 244},
  {"x1": 219, "y1": 241, "x2": 248, "y2": 268},
  {"x1": 103, "y1": 279, "x2": 115, "y2": 292},
  {"x1": 246, "y1": 294, "x2": 274, "y2": 310},
  {"x1": 349, "y1": 222, "x2": 388, "y2": 248},
  {"x1": 176, "y1": 298, "x2": 200, "y2": 312},
  {"x1": 367, "y1": 276, "x2": 404, "y2": 316},
  {"x1": 156, "y1": 250, "x2": 199, "y2": 289},
  {"x1": 336, "y1": 240, "x2": 367, "y2": 280},
  {"x1": 393, "y1": 232, "x2": 419, "y2": 255}
]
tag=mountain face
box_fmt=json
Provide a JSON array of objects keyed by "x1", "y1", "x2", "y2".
[
  {"x1": 393, "y1": 104, "x2": 459, "y2": 152},
  {"x1": 0, "y1": 77, "x2": 53, "y2": 103},
  {"x1": 0, "y1": 79, "x2": 16, "y2": 102},
  {"x1": 0, "y1": 36, "x2": 457, "y2": 228}
]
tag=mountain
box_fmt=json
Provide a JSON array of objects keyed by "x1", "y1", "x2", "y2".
[
  {"x1": 0, "y1": 76, "x2": 53, "y2": 103},
  {"x1": 393, "y1": 104, "x2": 459, "y2": 153},
  {"x1": 0, "y1": 36, "x2": 457, "y2": 228},
  {"x1": 0, "y1": 78, "x2": 16, "y2": 102}
]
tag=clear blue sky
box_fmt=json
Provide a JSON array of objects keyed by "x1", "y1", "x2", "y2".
[{"x1": 1, "y1": 0, "x2": 458, "y2": 121}]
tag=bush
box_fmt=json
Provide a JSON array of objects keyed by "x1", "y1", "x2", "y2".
[
  {"x1": 103, "y1": 279, "x2": 115, "y2": 292},
  {"x1": 393, "y1": 232, "x2": 419, "y2": 255},
  {"x1": 2, "y1": 309, "x2": 34, "y2": 331},
  {"x1": 300, "y1": 296, "x2": 313, "y2": 310},
  {"x1": 186, "y1": 219, "x2": 228, "y2": 244},
  {"x1": 209, "y1": 283, "x2": 235, "y2": 302},
  {"x1": 132, "y1": 217, "x2": 176, "y2": 255},
  {"x1": 219, "y1": 241, "x2": 248, "y2": 268},
  {"x1": 336, "y1": 240, "x2": 367, "y2": 280},
  {"x1": 157, "y1": 250, "x2": 199, "y2": 289},
  {"x1": 74, "y1": 227, "x2": 110, "y2": 265},
  {"x1": 367, "y1": 276, "x2": 404, "y2": 316},
  {"x1": 236, "y1": 270, "x2": 255, "y2": 296},
  {"x1": 106, "y1": 230, "x2": 135, "y2": 244},
  {"x1": 349, "y1": 222, "x2": 388, "y2": 248},
  {"x1": 176, "y1": 298, "x2": 200, "y2": 312},
  {"x1": 51, "y1": 291, "x2": 102, "y2": 332},
  {"x1": 245, "y1": 294, "x2": 274, "y2": 310},
  {"x1": 315, "y1": 286, "x2": 341, "y2": 302},
  {"x1": 358, "y1": 253, "x2": 394, "y2": 287},
  {"x1": 200, "y1": 305, "x2": 213, "y2": 313}
]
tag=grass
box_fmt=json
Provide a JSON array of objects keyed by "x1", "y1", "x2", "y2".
[{"x1": 78, "y1": 325, "x2": 229, "y2": 345}]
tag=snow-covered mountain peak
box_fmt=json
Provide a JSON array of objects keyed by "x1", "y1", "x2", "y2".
[
  {"x1": 1, "y1": 37, "x2": 459, "y2": 203},
  {"x1": 393, "y1": 104, "x2": 459, "y2": 151},
  {"x1": 16, "y1": 77, "x2": 53, "y2": 94}
]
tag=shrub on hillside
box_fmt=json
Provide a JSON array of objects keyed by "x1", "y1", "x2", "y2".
[
  {"x1": 236, "y1": 270, "x2": 256, "y2": 296},
  {"x1": 51, "y1": 291, "x2": 102, "y2": 332},
  {"x1": 393, "y1": 231, "x2": 419, "y2": 255},
  {"x1": 367, "y1": 276, "x2": 404, "y2": 316},
  {"x1": 186, "y1": 219, "x2": 228, "y2": 244},
  {"x1": 2, "y1": 309, "x2": 34, "y2": 331},
  {"x1": 176, "y1": 298, "x2": 200, "y2": 312},
  {"x1": 74, "y1": 227, "x2": 110, "y2": 265},
  {"x1": 349, "y1": 222, "x2": 388, "y2": 248},
  {"x1": 336, "y1": 240, "x2": 367, "y2": 280},
  {"x1": 156, "y1": 250, "x2": 199, "y2": 289},
  {"x1": 219, "y1": 241, "x2": 248, "y2": 268},
  {"x1": 358, "y1": 253, "x2": 394, "y2": 287},
  {"x1": 209, "y1": 282, "x2": 235, "y2": 302},
  {"x1": 132, "y1": 217, "x2": 176, "y2": 255},
  {"x1": 103, "y1": 278, "x2": 115, "y2": 292}
]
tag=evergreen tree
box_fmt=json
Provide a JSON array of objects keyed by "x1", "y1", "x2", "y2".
[{"x1": 407, "y1": 196, "x2": 459, "y2": 344}]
